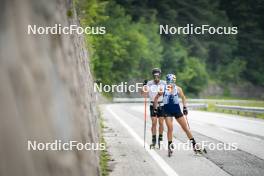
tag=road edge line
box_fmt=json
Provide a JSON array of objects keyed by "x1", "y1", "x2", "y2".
[{"x1": 106, "y1": 105, "x2": 179, "y2": 176}]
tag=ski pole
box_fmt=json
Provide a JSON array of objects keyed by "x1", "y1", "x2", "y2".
[
  {"x1": 144, "y1": 94, "x2": 147, "y2": 148},
  {"x1": 143, "y1": 80, "x2": 148, "y2": 148},
  {"x1": 185, "y1": 115, "x2": 190, "y2": 129}
]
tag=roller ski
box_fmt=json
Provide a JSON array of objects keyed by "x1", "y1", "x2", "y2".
[
  {"x1": 191, "y1": 139, "x2": 207, "y2": 154},
  {"x1": 193, "y1": 144, "x2": 207, "y2": 154},
  {"x1": 168, "y1": 141, "x2": 173, "y2": 157},
  {"x1": 150, "y1": 143, "x2": 156, "y2": 149},
  {"x1": 168, "y1": 148, "x2": 173, "y2": 157}
]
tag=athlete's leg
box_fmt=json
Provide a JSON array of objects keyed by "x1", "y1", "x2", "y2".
[
  {"x1": 151, "y1": 116, "x2": 157, "y2": 144},
  {"x1": 176, "y1": 116, "x2": 199, "y2": 149},
  {"x1": 151, "y1": 116, "x2": 157, "y2": 135},
  {"x1": 157, "y1": 117, "x2": 164, "y2": 148},
  {"x1": 165, "y1": 117, "x2": 173, "y2": 142},
  {"x1": 157, "y1": 106, "x2": 164, "y2": 144},
  {"x1": 158, "y1": 117, "x2": 164, "y2": 135},
  {"x1": 176, "y1": 116, "x2": 193, "y2": 139}
]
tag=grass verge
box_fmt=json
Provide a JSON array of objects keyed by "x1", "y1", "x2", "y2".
[
  {"x1": 199, "y1": 101, "x2": 264, "y2": 119},
  {"x1": 99, "y1": 111, "x2": 111, "y2": 176}
]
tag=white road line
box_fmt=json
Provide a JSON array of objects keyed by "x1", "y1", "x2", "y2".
[
  {"x1": 219, "y1": 128, "x2": 262, "y2": 141},
  {"x1": 106, "y1": 106, "x2": 179, "y2": 176},
  {"x1": 131, "y1": 106, "x2": 264, "y2": 125},
  {"x1": 191, "y1": 121, "x2": 263, "y2": 142}
]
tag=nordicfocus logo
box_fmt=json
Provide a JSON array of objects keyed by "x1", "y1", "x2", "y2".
[
  {"x1": 159, "y1": 141, "x2": 238, "y2": 151},
  {"x1": 94, "y1": 82, "x2": 144, "y2": 93},
  {"x1": 94, "y1": 82, "x2": 166, "y2": 93},
  {"x1": 160, "y1": 24, "x2": 238, "y2": 35},
  {"x1": 27, "y1": 140, "x2": 106, "y2": 151},
  {"x1": 27, "y1": 24, "x2": 106, "y2": 35}
]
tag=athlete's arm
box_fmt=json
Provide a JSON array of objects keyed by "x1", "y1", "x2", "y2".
[
  {"x1": 153, "y1": 91, "x2": 163, "y2": 110},
  {"x1": 177, "y1": 86, "x2": 187, "y2": 106},
  {"x1": 177, "y1": 86, "x2": 188, "y2": 115}
]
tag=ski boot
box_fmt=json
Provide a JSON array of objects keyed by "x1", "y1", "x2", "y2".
[
  {"x1": 150, "y1": 135, "x2": 156, "y2": 149},
  {"x1": 168, "y1": 141, "x2": 173, "y2": 157}
]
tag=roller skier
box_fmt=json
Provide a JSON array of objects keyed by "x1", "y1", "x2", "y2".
[
  {"x1": 142, "y1": 68, "x2": 166, "y2": 149},
  {"x1": 153, "y1": 73, "x2": 206, "y2": 157}
]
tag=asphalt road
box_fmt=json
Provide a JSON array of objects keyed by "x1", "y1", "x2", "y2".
[{"x1": 101, "y1": 103, "x2": 264, "y2": 176}]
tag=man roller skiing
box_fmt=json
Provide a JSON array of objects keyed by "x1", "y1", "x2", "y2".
[
  {"x1": 142, "y1": 68, "x2": 166, "y2": 149},
  {"x1": 154, "y1": 73, "x2": 205, "y2": 156}
]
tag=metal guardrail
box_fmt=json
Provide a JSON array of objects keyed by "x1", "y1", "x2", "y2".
[
  {"x1": 113, "y1": 98, "x2": 262, "y2": 104},
  {"x1": 215, "y1": 104, "x2": 264, "y2": 114},
  {"x1": 113, "y1": 98, "x2": 147, "y2": 103},
  {"x1": 112, "y1": 98, "x2": 208, "y2": 109},
  {"x1": 187, "y1": 99, "x2": 256, "y2": 103},
  {"x1": 186, "y1": 103, "x2": 208, "y2": 110},
  {"x1": 112, "y1": 98, "x2": 264, "y2": 113}
]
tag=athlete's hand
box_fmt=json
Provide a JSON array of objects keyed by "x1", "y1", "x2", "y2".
[
  {"x1": 143, "y1": 80, "x2": 148, "y2": 86},
  {"x1": 183, "y1": 106, "x2": 188, "y2": 115},
  {"x1": 142, "y1": 80, "x2": 148, "y2": 96}
]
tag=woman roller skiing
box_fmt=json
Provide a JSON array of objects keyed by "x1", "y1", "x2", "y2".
[{"x1": 153, "y1": 73, "x2": 206, "y2": 157}]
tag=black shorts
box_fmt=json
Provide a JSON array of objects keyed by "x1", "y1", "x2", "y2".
[
  {"x1": 150, "y1": 105, "x2": 164, "y2": 117},
  {"x1": 163, "y1": 104, "x2": 183, "y2": 119}
]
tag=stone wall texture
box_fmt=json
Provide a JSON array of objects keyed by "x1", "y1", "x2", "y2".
[{"x1": 0, "y1": 0, "x2": 100, "y2": 175}]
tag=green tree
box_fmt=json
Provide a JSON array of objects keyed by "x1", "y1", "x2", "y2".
[
  {"x1": 220, "y1": 0, "x2": 264, "y2": 85},
  {"x1": 83, "y1": 1, "x2": 163, "y2": 84},
  {"x1": 161, "y1": 40, "x2": 208, "y2": 95}
]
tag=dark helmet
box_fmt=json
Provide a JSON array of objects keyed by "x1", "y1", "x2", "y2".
[{"x1": 152, "y1": 68, "x2": 161, "y2": 76}]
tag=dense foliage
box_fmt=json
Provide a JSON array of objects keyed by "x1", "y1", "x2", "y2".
[{"x1": 77, "y1": 0, "x2": 264, "y2": 95}]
